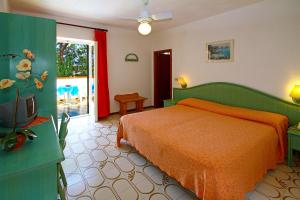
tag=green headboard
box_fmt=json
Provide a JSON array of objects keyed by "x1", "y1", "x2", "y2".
[{"x1": 173, "y1": 82, "x2": 300, "y2": 126}]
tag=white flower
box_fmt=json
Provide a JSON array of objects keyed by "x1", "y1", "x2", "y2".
[
  {"x1": 16, "y1": 72, "x2": 31, "y2": 80},
  {"x1": 0, "y1": 79, "x2": 15, "y2": 89},
  {"x1": 16, "y1": 59, "x2": 31, "y2": 71},
  {"x1": 23, "y1": 49, "x2": 29, "y2": 54}
]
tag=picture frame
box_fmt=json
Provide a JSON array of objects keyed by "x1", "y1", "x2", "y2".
[{"x1": 206, "y1": 39, "x2": 234, "y2": 63}]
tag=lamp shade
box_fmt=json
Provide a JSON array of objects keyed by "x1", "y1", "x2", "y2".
[
  {"x1": 175, "y1": 77, "x2": 187, "y2": 88},
  {"x1": 290, "y1": 85, "x2": 300, "y2": 98},
  {"x1": 138, "y1": 22, "x2": 151, "y2": 35},
  {"x1": 290, "y1": 85, "x2": 300, "y2": 104}
]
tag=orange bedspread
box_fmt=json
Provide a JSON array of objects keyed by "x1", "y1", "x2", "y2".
[{"x1": 117, "y1": 98, "x2": 288, "y2": 200}]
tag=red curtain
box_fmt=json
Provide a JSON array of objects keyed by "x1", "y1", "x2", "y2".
[{"x1": 95, "y1": 30, "x2": 110, "y2": 118}]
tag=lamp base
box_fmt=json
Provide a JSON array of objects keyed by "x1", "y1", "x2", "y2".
[{"x1": 292, "y1": 97, "x2": 300, "y2": 104}]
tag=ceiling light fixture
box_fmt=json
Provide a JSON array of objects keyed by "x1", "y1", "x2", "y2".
[{"x1": 138, "y1": 21, "x2": 151, "y2": 35}]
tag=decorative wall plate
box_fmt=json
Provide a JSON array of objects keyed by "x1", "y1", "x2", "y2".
[{"x1": 125, "y1": 53, "x2": 139, "y2": 62}]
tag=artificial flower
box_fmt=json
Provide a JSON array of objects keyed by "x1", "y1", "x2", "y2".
[
  {"x1": 34, "y1": 78, "x2": 43, "y2": 89},
  {"x1": 26, "y1": 52, "x2": 35, "y2": 60},
  {"x1": 16, "y1": 59, "x2": 31, "y2": 71},
  {"x1": 41, "y1": 71, "x2": 48, "y2": 81},
  {"x1": 16, "y1": 72, "x2": 31, "y2": 80},
  {"x1": 0, "y1": 79, "x2": 15, "y2": 89},
  {"x1": 23, "y1": 49, "x2": 29, "y2": 54},
  {"x1": 23, "y1": 49, "x2": 35, "y2": 60}
]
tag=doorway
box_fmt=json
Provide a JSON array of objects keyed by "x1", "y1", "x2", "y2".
[
  {"x1": 154, "y1": 49, "x2": 172, "y2": 108},
  {"x1": 56, "y1": 38, "x2": 96, "y2": 119}
]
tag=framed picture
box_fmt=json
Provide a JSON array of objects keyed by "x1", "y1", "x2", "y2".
[{"x1": 206, "y1": 39, "x2": 234, "y2": 63}]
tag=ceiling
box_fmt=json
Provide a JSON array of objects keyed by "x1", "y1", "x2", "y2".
[{"x1": 9, "y1": 0, "x2": 263, "y2": 31}]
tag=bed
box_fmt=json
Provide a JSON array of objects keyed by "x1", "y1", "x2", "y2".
[{"x1": 116, "y1": 82, "x2": 300, "y2": 200}]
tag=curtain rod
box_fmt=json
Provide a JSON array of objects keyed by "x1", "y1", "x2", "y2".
[{"x1": 57, "y1": 22, "x2": 108, "y2": 32}]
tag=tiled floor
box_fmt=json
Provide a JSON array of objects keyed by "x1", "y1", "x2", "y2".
[
  {"x1": 57, "y1": 102, "x2": 87, "y2": 118},
  {"x1": 62, "y1": 114, "x2": 300, "y2": 200},
  {"x1": 57, "y1": 99, "x2": 94, "y2": 118}
]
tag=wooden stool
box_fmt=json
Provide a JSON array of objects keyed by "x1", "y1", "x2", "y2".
[{"x1": 114, "y1": 93, "x2": 147, "y2": 115}]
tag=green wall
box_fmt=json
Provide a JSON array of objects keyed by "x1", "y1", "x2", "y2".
[{"x1": 0, "y1": 12, "x2": 57, "y2": 124}]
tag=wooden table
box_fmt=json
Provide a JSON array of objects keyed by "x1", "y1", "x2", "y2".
[
  {"x1": 0, "y1": 116, "x2": 64, "y2": 200},
  {"x1": 114, "y1": 93, "x2": 147, "y2": 115}
]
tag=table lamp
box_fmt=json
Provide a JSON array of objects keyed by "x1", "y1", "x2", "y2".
[
  {"x1": 290, "y1": 85, "x2": 300, "y2": 104},
  {"x1": 175, "y1": 77, "x2": 187, "y2": 88}
]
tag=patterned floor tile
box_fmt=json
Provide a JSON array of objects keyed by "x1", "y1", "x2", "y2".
[
  {"x1": 101, "y1": 161, "x2": 121, "y2": 180},
  {"x1": 165, "y1": 184, "x2": 198, "y2": 200},
  {"x1": 67, "y1": 174, "x2": 87, "y2": 197},
  {"x1": 144, "y1": 166, "x2": 165, "y2": 185},
  {"x1": 83, "y1": 139, "x2": 98, "y2": 150},
  {"x1": 93, "y1": 186, "x2": 118, "y2": 200},
  {"x1": 74, "y1": 196, "x2": 93, "y2": 200},
  {"x1": 114, "y1": 156, "x2": 135, "y2": 172},
  {"x1": 67, "y1": 135, "x2": 81, "y2": 144},
  {"x1": 131, "y1": 171, "x2": 155, "y2": 194},
  {"x1": 62, "y1": 158, "x2": 78, "y2": 174},
  {"x1": 112, "y1": 178, "x2": 139, "y2": 200},
  {"x1": 91, "y1": 149, "x2": 108, "y2": 162},
  {"x1": 76, "y1": 153, "x2": 94, "y2": 168},
  {"x1": 96, "y1": 137, "x2": 110, "y2": 146},
  {"x1": 128, "y1": 152, "x2": 147, "y2": 166},
  {"x1": 61, "y1": 115, "x2": 300, "y2": 200},
  {"x1": 64, "y1": 146, "x2": 73, "y2": 158},
  {"x1": 71, "y1": 143, "x2": 86, "y2": 154},
  {"x1": 83, "y1": 167, "x2": 105, "y2": 188},
  {"x1": 149, "y1": 193, "x2": 169, "y2": 200}
]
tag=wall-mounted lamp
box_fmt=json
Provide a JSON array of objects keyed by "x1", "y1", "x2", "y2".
[
  {"x1": 175, "y1": 77, "x2": 187, "y2": 88},
  {"x1": 290, "y1": 85, "x2": 300, "y2": 104}
]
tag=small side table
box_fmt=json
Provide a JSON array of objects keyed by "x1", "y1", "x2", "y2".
[
  {"x1": 288, "y1": 126, "x2": 300, "y2": 166},
  {"x1": 114, "y1": 93, "x2": 147, "y2": 116},
  {"x1": 163, "y1": 99, "x2": 179, "y2": 107}
]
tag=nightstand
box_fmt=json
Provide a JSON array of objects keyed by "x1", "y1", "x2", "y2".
[
  {"x1": 163, "y1": 99, "x2": 179, "y2": 107},
  {"x1": 288, "y1": 125, "x2": 300, "y2": 166}
]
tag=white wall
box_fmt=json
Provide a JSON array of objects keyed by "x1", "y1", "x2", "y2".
[
  {"x1": 11, "y1": 11, "x2": 153, "y2": 113},
  {"x1": 57, "y1": 24, "x2": 152, "y2": 113},
  {"x1": 106, "y1": 26, "x2": 152, "y2": 112},
  {"x1": 11, "y1": 0, "x2": 300, "y2": 111},
  {"x1": 151, "y1": 0, "x2": 300, "y2": 101},
  {"x1": 0, "y1": 0, "x2": 9, "y2": 12}
]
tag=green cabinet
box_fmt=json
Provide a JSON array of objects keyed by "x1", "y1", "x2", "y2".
[
  {"x1": 163, "y1": 99, "x2": 179, "y2": 107},
  {"x1": 288, "y1": 125, "x2": 300, "y2": 166},
  {"x1": 0, "y1": 13, "x2": 60, "y2": 200},
  {"x1": 0, "y1": 117, "x2": 64, "y2": 200}
]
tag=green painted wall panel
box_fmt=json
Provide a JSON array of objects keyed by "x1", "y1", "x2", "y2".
[{"x1": 0, "y1": 12, "x2": 57, "y2": 124}]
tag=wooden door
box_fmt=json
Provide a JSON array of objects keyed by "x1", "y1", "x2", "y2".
[{"x1": 154, "y1": 49, "x2": 172, "y2": 108}]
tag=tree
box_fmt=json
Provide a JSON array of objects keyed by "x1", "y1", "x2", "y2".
[{"x1": 56, "y1": 43, "x2": 88, "y2": 77}]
